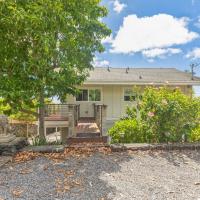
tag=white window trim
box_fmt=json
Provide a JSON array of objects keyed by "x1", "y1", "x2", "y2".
[
  {"x1": 76, "y1": 87, "x2": 102, "y2": 102},
  {"x1": 123, "y1": 87, "x2": 136, "y2": 102}
]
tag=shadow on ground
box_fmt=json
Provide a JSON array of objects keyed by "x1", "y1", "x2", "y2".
[
  {"x1": 146, "y1": 149, "x2": 200, "y2": 167},
  {"x1": 0, "y1": 151, "x2": 132, "y2": 200}
]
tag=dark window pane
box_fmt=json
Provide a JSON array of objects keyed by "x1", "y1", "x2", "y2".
[
  {"x1": 76, "y1": 93, "x2": 82, "y2": 101},
  {"x1": 76, "y1": 89, "x2": 88, "y2": 101},
  {"x1": 124, "y1": 96, "x2": 130, "y2": 101},
  {"x1": 124, "y1": 89, "x2": 136, "y2": 101},
  {"x1": 82, "y1": 90, "x2": 88, "y2": 101}
]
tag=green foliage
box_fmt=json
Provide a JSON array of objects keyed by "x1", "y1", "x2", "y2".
[
  {"x1": 0, "y1": 0, "x2": 111, "y2": 117},
  {"x1": 31, "y1": 135, "x2": 48, "y2": 146},
  {"x1": 108, "y1": 119, "x2": 143, "y2": 144},
  {"x1": 188, "y1": 125, "x2": 200, "y2": 142},
  {"x1": 140, "y1": 87, "x2": 200, "y2": 142},
  {"x1": 109, "y1": 87, "x2": 200, "y2": 143},
  {"x1": 0, "y1": 98, "x2": 51, "y2": 122}
]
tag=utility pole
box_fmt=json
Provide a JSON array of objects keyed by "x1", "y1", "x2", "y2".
[{"x1": 190, "y1": 63, "x2": 199, "y2": 80}]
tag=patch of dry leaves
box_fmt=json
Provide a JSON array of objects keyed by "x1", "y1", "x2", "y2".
[
  {"x1": 14, "y1": 152, "x2": 42, "y2": 163},
  {"x1": 54, "y1": 168, "x2": 83, "y2": 195},
  {"x1": 13, "y1": 145, "x2": 112, "y2": 163}
]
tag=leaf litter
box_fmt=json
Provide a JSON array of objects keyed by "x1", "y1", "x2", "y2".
[{"x1": 14, "y1": 145, "x2": 112, "y2": 163}]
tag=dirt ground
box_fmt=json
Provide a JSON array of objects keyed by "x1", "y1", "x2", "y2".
[{"x1": 0, "y1": 150, "x2": 200, "y2": 199}]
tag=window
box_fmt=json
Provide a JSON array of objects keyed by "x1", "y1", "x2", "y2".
[
  {"x1": 124, "y1": 89, "x2": 136, "y2": 101},
  {"x1": 89, "y1": 89, "x2": 101, "y2": 101},
  {"x1": 76, "y1": 89, "x2": 88, "y2": 101},
  {"x1": 76, "y1": 89, "x2": 101, "y2": 101}
]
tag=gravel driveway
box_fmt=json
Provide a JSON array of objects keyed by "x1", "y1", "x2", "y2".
[{"x1": 0, "y1": 150, "x2": 200, "y2": 200}]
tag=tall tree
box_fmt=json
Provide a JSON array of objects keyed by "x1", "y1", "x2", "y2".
[{"x1": 0, "y1": 0, "x2": 110, "y2": 138}]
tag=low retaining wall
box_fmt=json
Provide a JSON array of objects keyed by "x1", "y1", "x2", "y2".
[
  {"x1": 4, "y1": 143, "x2": 200, "y2": 155},
  {"x1": 111, "y1": 143, "x2": 200, "y2": 152}
]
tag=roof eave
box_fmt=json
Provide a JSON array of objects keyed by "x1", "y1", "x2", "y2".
[{"x1": 84, "y1": 81, "x2": 200, "y2": 86}]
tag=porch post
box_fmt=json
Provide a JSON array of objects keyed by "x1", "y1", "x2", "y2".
[
  {"x1": 101, "y1": 105, "x2": 108, "y2": 136},
  {"x1": 68, "y1": 113, "x2": 75, "y2": 137},
  {"x1": 60, "y1": 127, "x2": 69, "y2": 144}
]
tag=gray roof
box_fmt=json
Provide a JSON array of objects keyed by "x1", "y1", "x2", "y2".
[{"x1": 85, "y1": 67, "x2": 200, "y2": 85}]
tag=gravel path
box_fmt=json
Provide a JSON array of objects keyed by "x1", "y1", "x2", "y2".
[{"x1": 1, "y1": 150, "x2": 200, "y2": 199}]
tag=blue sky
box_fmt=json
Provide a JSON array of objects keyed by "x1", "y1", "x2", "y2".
[{"x1": 95, "y1": 0, "x2": 200, "y2": 95}]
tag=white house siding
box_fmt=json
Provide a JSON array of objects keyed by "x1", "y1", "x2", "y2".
[{"x1": 66, "y1": 85, "x2": 192, "y2": 120}]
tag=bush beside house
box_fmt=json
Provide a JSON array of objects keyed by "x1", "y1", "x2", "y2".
[{"x1": 109, "y1": 87, "x2": 200, "y2": 143}]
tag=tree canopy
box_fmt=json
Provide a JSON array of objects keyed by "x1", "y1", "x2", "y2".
[{"x1": 0, "y1": 0, "x2": 110, "y2": 136}]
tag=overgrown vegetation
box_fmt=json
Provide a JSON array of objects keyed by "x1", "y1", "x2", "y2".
[{"x1": 109, "y1": 87, "x2": 200, "y2": 143}]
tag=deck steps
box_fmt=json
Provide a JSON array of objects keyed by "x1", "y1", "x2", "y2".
[
  {"x1": 76, "y1": 132, "x2": 100, "y2": 138},
  {"x1": 68, "y1": 142, "x2": 109, "y2": 148},
  {"x1": 67, "y1": 136, "x2": 108, "y2": 145}
]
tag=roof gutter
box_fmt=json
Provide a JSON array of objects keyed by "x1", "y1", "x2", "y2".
[{"x1": 83, "y1": 81, "x2": 200, "y2": 86}]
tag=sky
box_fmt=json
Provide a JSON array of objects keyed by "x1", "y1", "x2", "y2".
[{"x1": 94, "y1": 0, "x2": 200, "y2": 95}]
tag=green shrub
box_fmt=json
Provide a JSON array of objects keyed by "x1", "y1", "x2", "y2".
[
  {"x1": 109, "y1": 87, "x2": 200, "y2": 143},
  {"x1": 108, "y1": 119, "x2": 143, "y2": 143},
  {"x1": 139, "y1": 87, "x2": 200, "y2": 143},
  {"x1": 189, "y1": 126, "x2": 200, "y2": 142}
]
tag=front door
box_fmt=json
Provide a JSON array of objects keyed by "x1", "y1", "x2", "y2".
[
  {"x1": 76, "y1": 88, "x2": 102, "y2": 118},
  {"x1": 79, "y1": 102, "x2": 94, "y2": 118}
]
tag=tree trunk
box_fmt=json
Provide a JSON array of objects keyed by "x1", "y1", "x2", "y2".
[{"x1": 38, "y1": 91, "x2": 45, "y2": 139}]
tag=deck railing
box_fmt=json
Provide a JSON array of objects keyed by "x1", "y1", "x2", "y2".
[
  {"x1": 94, "y1": 104, "x2": 107, "y2": 136},
  {"x1": 44, "y1": 104, "x2": 80, "y2": 126}
]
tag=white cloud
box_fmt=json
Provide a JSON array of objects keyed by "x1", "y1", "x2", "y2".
[
  {"x1": 92, "y1": 57, "x2": 110, "y2": 67},
  {"x1": 142, "y1": 48, "x2": 182, "y2": 58},
  {"x1": 186, "y1": 48, "x2": 200, "y2": 60},
  {"x1": 109, "y1": 14, "x2": 199, "y2": 54},
  {"x1": 195, "y1": 16, "x2": 200, "y2": 28},
  {"x1": 113, "y1": 0, "x2": 126, "y2": 14}
]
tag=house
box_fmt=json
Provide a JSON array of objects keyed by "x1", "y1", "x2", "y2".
[{"x1": 66, "y1": 67, "x2": 200, "y2": 134}]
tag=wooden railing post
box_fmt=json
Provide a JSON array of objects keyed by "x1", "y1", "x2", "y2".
[
  {"x1": 68, "y1": 113, "x2": 75, "y2": 137},
  {"x1": 101, "y1": 105, "x2": 107, "y2": 136}
]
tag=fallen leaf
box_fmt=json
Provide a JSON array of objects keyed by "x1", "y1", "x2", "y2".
[
  {"x1": 64, "y1": 170, "x2": 75, "y2": 177},
  {"x1": 195, "y1": 182, "x2": 200, "y2": 185},
  {"x1": 19, "y1": 168, "x2": 33, "y2": 175},
  {"x1": 64, "y1": 185, "x2": 71, "y2": 191},
  {"x1": 11, "y1": 188, "x2": 24, "y2": 198},
  {"x1": 72, "y1": 179, "x2": 82, "y2": 186}
]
